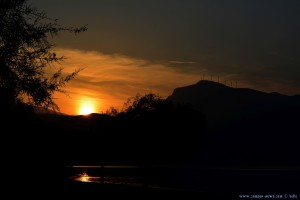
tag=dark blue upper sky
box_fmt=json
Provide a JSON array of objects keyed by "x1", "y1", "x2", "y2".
[{"x1": 29, "y1": 0, "x2": 300, "y2": 95}]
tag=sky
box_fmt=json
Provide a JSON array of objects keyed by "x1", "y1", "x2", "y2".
[{"x1": 29, "y1": 0, "x2": 300, "y2": 115}]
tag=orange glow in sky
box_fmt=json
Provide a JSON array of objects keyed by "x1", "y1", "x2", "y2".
[
  {"x1": 50, "y1": 48, "x2": 204, "y2": 115},
  {"x1": 33, "y1": 1, "x2": 300, "y2": 116},
  {"x1": 50, "y1": 48, "x2": 260, "y2": 116}
]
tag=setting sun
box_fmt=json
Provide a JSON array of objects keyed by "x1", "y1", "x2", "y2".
[{"x1": 78, "y1": 101, "x2": 95, "y2": 115}]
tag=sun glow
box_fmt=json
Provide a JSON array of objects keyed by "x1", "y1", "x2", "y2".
[
  {"x1": 74, "y1": 172, "x2": 91, "y2": 182},
  {"x1": 72, "y1": 171, "x2": 101, "y2": 183},
  {"x1": 78, "y1": 101, "x2": 96, "y2": 115},
  {"x1": 80, "y1": 173, "x2": 90, "y2": 182}
]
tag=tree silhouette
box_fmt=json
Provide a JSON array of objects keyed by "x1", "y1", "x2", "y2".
[
  {"x1": 121, "y1": 93, "x2": 165, "y2": 117},
  {"x1": 107, "y1": 93, "x2": 207, "y2": 164},
  {"x1": 0, "y1": 0, "x2": 87, "y2": 114}
]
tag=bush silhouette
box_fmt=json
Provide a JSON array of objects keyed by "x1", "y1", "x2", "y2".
[{"x1": 99, "y1": 93, "x2": 207, "y2": 164}]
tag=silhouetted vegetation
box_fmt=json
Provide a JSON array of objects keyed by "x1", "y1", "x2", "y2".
[
  {"x1": 114, "y1": 93, "x2": 207, "y2": 164},
  {"x1": 63, "y1": 93, "x2": 207, "y2": 165},
  {"x1": 0, "y1": 0, "x2": 87, "y2": 119}
]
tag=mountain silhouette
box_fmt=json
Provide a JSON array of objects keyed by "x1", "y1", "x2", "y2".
[
  {"x1": 167, "y1": 80, "x2": 300, "y2": 165},
  {"x1": 167, "y1": 80, "x2": 299, "y2": 128}
]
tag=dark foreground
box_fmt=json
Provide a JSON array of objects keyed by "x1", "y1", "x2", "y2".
[
  {"x1": 5, "y1": 163, "x2": 300, "y2": 199},
  {"x1": 62, "y1": 179, "x2": 299, "y2": 199},
  {"x1": 64, "y1": 183, "x2": 236, "y2": 199},
  {"x1": 60, "y1": 166, "x2": 300, "y2": 199},
  {"x1": 63, "y1": 181, "x2": 236, "y2": 199}
]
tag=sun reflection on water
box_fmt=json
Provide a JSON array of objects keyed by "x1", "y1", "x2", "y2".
[
  {"x1": 74, "y1": 171, "x2": 92, "y2": 182},
  {"x1": 80, "y1": 172, "x2": 90, "y2": 182},
  {"x1": 72, "y1": 170, "x2": 102, "y2": 183}
]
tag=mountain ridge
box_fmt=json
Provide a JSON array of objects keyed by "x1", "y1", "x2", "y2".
[
  {"x1": 167, "y1": 80, "x2": 300, "y2": 165},
  {"x1": 167, "y1": 80, "x2": 299, "y2": 127}
]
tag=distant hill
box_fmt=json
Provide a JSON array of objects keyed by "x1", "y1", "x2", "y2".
[
  {"x1": 167, "y1": 80, "x2": 300, "y2": 129},
  {"x1": 167, "y1": 80, "x2": 300, "y2": 165}
]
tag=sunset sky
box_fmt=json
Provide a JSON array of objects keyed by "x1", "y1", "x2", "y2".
[{"x1": 29, "y1": 0, "x2": 300, "y2": 115}]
